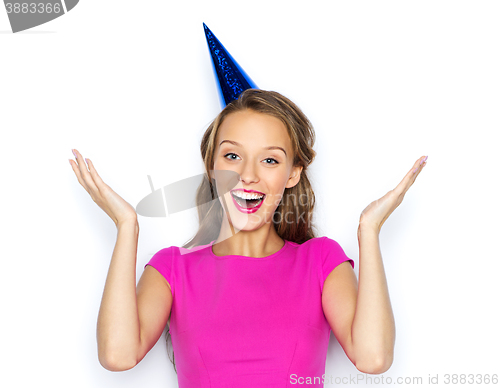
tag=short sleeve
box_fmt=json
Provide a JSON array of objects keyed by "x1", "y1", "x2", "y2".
[
  {"x1": 144, "y1": 247, "x2": 174, "y2": 294},
  {"x1": 320, "y1": 237, "x2": 355, "y2": 291}
]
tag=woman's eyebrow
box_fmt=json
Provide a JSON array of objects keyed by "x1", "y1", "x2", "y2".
[{"x1": 219, "y1": 140, "x2": 287, "y2": 156}]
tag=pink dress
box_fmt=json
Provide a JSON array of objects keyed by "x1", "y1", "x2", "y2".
[{"x1": 145, "y1": 236, "x2": 355, "y2": 387}]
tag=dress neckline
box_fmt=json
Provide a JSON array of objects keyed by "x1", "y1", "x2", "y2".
[{"x1": 209, "y1": 239, "x2": 289, "y2": 259}]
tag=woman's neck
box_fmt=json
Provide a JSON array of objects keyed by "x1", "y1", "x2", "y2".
[{"x1": 213, "y1": 223, "x2": 284, "y2": 258}]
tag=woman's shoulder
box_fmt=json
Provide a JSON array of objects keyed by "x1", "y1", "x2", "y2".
[
  {"x1": 287, "y1": 236, "x2": 330, "y2": 248},
  {"x1": 287, "y1": 236, "x2": 349, "y2": 257},
  {"x1": 151, "y1": 240, "x2": 213, "y2": 258},
  {"x1": 178, "y1": 240, "x2": 214, "y2": 256}
]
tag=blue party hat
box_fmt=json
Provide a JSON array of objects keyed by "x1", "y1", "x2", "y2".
[{"x1": 203, "y1": 23, "x2": 258, "y2": 108}]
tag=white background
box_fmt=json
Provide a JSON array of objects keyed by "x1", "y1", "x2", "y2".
[{"x1": 1, "y1": 1, "x2": 499, "y2": 387}]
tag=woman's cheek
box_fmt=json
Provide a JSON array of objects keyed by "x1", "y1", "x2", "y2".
[{"x1": 267, "y1": 194, "x2": 283, "y2": 208}]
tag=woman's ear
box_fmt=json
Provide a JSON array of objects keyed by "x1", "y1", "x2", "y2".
[{"x1": 285, "y1": 165, "x2": 303, "y2": 189}]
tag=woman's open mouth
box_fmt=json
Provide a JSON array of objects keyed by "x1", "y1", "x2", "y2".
[{"x1": 230, "y1": 189, "x2": 266, "y2": 214}]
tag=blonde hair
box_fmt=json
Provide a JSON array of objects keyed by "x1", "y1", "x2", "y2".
[{"x1": 166, "y1": 89, "x2": 318, "y2": 373}]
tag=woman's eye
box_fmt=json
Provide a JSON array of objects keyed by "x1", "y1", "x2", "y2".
[
  {"x1": 223, "y1": 153, "x2": 279, "y2": 165},
  {"x1": 224, "y1": 153, "x2": 240, "y2": 161}
]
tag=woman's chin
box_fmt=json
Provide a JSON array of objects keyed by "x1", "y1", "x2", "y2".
[
  {"x1": 224, "y1": 208, "x2": 268, "y2": 232},
  {"x1": 227, "y1": 216, "x2": 261, "y2": 232}
]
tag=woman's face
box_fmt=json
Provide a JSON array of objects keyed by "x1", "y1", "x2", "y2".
[{"x1": 213, "y1": 109, "x2": 303, "y2": 231}]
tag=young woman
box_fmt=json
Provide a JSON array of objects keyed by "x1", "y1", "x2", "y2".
[{"x1": 69, "y1": 89, "x2": 427, "y2": 387}]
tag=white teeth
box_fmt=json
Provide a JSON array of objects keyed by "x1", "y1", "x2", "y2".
[{"x1": 232, "y1": 191, "x2": 264, "y2": 200}]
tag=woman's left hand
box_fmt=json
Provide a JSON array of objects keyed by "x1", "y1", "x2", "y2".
[{"x1": 358, "y1": 155, "x2": 428, "y2": 234}]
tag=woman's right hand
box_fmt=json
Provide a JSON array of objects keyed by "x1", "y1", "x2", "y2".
[{"x1": 69, "y1": 148, "x2": 138, "y2": 227}]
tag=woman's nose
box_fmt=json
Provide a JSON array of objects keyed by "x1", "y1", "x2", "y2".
[{"x1": 238, "y1": 162, "x2": 259, "y2": 184}]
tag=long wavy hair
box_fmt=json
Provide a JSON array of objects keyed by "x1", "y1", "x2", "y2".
[{"x1": 165, "y1": 89, "x2": 318, "y2": 373}]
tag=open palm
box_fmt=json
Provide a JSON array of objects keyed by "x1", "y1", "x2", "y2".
[{"x1": 359, "y1": 155, "x2": 428, "y2": 233}]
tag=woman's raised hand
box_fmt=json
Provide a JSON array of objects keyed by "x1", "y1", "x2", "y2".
[
  {"x1": 358, "y1": 155, "x2": 428, "y2": 234},
  {"x1": 69, "y1": 149, "x2": 138, "y2": 227}
]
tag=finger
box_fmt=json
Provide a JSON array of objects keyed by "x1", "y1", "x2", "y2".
[
  {"x1": 85, "y1": 158, "x2": 108, "y2": 191},
  {"x1": 69, "y1": 157, "x2": 91, "y2": 194},
  {"x1": 73, "y1": 149, "x2": 100, "y2": 194},
  {"x1": 70, "y1": 149, "x2": 91, "y2": 192},
  {"x1": 411, "y1": 155, "x2": 427, "y2": 180},
  {"x1": 394, "y1": 156, "x2": 426, "y2": 195},
  {"x1": 406, "y1": 155, "x2": 427, "y2": 186}
]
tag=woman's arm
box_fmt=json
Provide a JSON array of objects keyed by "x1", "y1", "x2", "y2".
[
  {"x1": 96, "y1": 219, "x2": 141, "y2": 371},
  {"x1": 323, "y1": 155, "x2": 427, "y2": 373},
  {"x1": 69, "y1": 150, "x2": 171, "y2": 371},
  {"x1": 322, "y1": 225, "x2": 395, "y2": 374},
  {"x1": 96, "y1": 218, "x2": 174, "y2": 371},
  {"x1": 353, "y1": 224, "x2": 395, "y2": 371}
]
